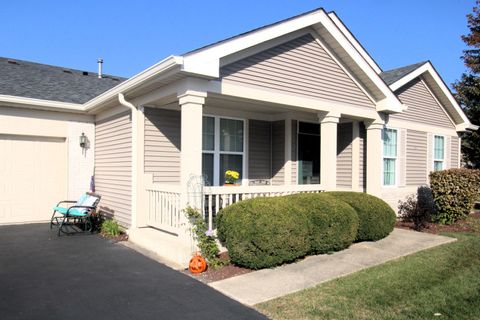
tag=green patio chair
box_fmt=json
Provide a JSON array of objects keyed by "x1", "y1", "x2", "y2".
[{"x1": 50, "y1": 192, "x2": 101, "y2": 236}]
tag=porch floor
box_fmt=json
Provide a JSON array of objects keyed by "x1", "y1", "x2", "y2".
[{"x1": 209, "y1": 228, "x2": 455, "y2": 306}]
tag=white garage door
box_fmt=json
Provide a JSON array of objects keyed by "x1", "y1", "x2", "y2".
[{"x1": 0, "y1": 135, "x2": 67, "y2": 224}]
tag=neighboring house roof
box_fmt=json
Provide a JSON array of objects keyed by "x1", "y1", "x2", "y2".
[
  {"x1": 0, "y1": 57, "x2": 126, "y2": 104},
  {"x1": 381, "y1": 60, "x2": 478, "y2": 131},
  {"x1": 380, "y1": 61, "x2": 428, "y2": 85}
]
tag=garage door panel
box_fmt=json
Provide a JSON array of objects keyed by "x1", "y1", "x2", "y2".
[{"x1": 0, "y1": 135, "x2": 66, "y2": 224}]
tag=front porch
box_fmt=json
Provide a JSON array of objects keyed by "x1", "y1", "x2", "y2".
[{"x1": 124, "y1": 91, "x2": 386, "y2": 266}]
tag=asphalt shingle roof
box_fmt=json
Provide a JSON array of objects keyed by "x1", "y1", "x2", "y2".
[
  {"x1": 380, "y1": 61, "x2": 428, "y2": 85},
  {"x1": 0, "y1": 57, "x2": 126, "y2": 104}
]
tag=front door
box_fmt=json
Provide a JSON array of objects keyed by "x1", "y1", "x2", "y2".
[{"x1": 297, "y1": 122, "x2": 320, "y2": 184}]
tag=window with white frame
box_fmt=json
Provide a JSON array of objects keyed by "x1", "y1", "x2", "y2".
[
  {"x1": 382, "y1": 128, "x2": 397, "y2": 186},
  {"x1": 202, "y1": 116, "x2": 244, "y2": 186},
  {"x1": 433, "y1": 135, "x2": 445, "y2": 171}
]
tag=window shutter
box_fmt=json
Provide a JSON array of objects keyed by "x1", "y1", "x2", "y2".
[
  {"x1": 427, "y1": 133, "x2": 433, "y2": 183},
  {"x1": 397, "y1": 129, "x2": 406, "y2": 187},
  {"x1": 445, "y1": 136, "x2": 451, "y2": 169}
]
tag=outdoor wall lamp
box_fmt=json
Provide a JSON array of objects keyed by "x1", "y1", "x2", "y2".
[{"x1": 79, "y1": 132, "x2": 87, "y2": 148}]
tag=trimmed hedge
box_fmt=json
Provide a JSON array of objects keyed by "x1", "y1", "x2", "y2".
[
  {"x1": 429, "y1": 168, "x2": 480, "y2": 224},
  {"x1": 328, "y1": 191, "x2": 396, "y2": 241},
  {"x1": 287, "y1": 193, "x2": 359, "y2": 254},
  {"x1": 216, "y1": 197, "x2": 311, "y2": 269}
]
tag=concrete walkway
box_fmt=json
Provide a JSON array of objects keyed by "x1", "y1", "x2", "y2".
[{"x1": 209, "y1": 228, "x2": 455, "y2": 306}]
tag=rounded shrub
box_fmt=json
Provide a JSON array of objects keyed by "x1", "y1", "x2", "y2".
[
  {"x1": 287, "y1": 193, "x2": 359, "y2": 254},
  {"x1": 215, "y1": 196, "x2": 311, "y2": 269},
  {"x1": 429, "y1": 168, "x2": 480, "y2": 224},
  {"x1": 328, "y1": 191, "x2": 396, "y2": 241}
]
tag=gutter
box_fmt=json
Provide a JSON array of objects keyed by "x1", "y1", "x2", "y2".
[
  {"x1": 84, "y1": 55, "x2": 183, "y2": 113},
  {"x1": 118, "y1": 93, "x2": 139, "y2": 229},
  {"x1": 0, "y1": 95, "x2": 84, "y2": 113}
]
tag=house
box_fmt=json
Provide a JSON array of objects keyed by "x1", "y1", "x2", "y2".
[{"x1": 0, "y1": 8, "x2": 476, "y2": 265}]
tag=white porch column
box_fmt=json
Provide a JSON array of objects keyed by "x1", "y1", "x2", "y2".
[
  {"x1": 178, "y1": 92, "x2": 206, "y2": 210},
  {"x1": 318, "y1": 111, "x2": 340, "y2": 191},
  {"x1": 365, "y1": 118, "x2": 384, "y2": 196}
]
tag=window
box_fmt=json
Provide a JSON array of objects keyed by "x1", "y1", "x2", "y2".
[
  {"x1": 383, "y1": 128, "x2": 397, "y2": 186},
  {"x1": 433, "y1": 135, "x2": 444, "y2": 171},
  {"x1": 202, "y1": 116, "x2": 244, "y2": 186}
]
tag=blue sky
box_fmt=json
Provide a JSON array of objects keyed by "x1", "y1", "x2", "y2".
[{"x1": 0, "y1": 0, "x2": 475, "y2": 87}]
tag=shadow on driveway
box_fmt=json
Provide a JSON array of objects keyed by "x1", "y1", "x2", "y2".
[{"x1": 0, "y1": 224, "x2": 266, "y2": 320}]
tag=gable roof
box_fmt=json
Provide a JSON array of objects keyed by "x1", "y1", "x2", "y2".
[
  {"x1": 0, "y1": 57, "x2": 126, "y2": 104},
  {"x1": 380, "y1": 61, "x2": 428, "y2": 85},
  {"x1": 382, "y1": 60, "x2": 477, "y2": 131}
]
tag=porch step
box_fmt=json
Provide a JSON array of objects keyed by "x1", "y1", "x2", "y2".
[{"x1": 127, "y1": 227, "x2": 193, "y2": 270}]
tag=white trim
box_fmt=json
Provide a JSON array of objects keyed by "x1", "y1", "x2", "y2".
[
  {"x1": 183, "y1": 8, "x2": 402, "y2": 113},
  {"x1": 327, "y1": 12, "x2": 382, "y2": 74},
  {"x1": 432, "y1": 134, "x2": 446, "y2": 171},
  {"x1": 202, "y1": 114, "x2": 246, "y2": 186},
  {"x1": 84, "y1": 56, "x2": 184, "y2": 112},
  {"x1": 117, "y1": 93, "x2": 138, "y2": 229},
  {"x1": 0, "y1": 95, "x2": 84, "y2": 112},
  {"x1": 389, "y1": 62, "x2": 477, "y2": 131},
  {"x1": 211, "y1": 80, "x2": 380, "y2": 120},
  {"x1": 311, "y1": 33, "x2": 376, "y2": 105},
  {"x1": 382, "y1": 127, "x2": 399, "y2": 187}
]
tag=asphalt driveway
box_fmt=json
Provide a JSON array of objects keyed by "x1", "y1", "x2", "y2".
[{"x1": 0, "y1": 224, "x2": 266, "y2": 320}]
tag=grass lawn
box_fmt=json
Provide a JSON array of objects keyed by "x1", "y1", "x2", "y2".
[{"x1": 256, "y1": 215, "x2": 480, "y2": 320}]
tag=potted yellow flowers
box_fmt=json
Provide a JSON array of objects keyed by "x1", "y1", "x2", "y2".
[{"x1": 224, "y1": 170, "x2": 240, "y2": 186}]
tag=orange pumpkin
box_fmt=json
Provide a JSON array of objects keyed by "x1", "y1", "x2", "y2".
[{"x1": 189, "y1": 254, "x2": 207, "y2": 273}]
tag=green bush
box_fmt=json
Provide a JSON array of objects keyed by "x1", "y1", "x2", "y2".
[
  {"x1": 100, "y1": 219, "x2": 121, "y2": 237},
  {"x1": 287, "y1": 193, "x2": 358, "y2": 254},
  {"x1": 429, "y1": 168, "x2": 480, "y2": 224},
  {"x1": 216, "y1": 197, "x2": 311, "y2": 269},
  {"x1": 328, "y1": 192, "x2": 396, "y2": 241}
]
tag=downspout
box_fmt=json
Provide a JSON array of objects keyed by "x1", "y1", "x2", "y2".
[{"x1": 118, "y1": 93, "x2": 138, "y2": 229}]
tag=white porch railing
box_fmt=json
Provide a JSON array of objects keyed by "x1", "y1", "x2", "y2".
[
  {"x1": 145, "y1": 181, "x2": 324, "y2": 233},
  {"x1": 145, "y1": 183, "x2": 182, "y2": 234},
  {"x1": 202, "y1": 184, "x2": 324, "y2": 231}
]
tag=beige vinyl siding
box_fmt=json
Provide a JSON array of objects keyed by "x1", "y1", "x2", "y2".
[
  {"x1": 144, "y1": 108, "x2": 181, "y2": 184},
  {"x1": 95, "y1": 111, "x2": 132, "y2": 227},
  {"x1": 406, "y1": 130, "x2": 428, "y2": 186},
  {"x1": 248, "y1": 120, "x2": 272, "y2": 185},
  {"x1": 391, "y1": 78, "x2": 455, "y2": 129},
  {"x1": 337, "y1": 123, "x2": 353, "y2": 188},
  {"x1": 221, "y1": 34, "x2": 374, "y2": 109},
  {"x1": 359, "y1": 122, "x2": 366, "y2": 190},
  {"x1": 271, "y1": 120, "x2": 285, "y2": 185},
  {"x1": 450, "y1": 136, "x2": 460, "y2": 168},
  {"x1": 291, "y1": 120, "x2": 297, "y2": 184}
]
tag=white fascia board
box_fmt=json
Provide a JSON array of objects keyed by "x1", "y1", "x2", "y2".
[
  {"x1": 456, "y1": 123, "x2": 479, "y2": 132},
  {"x1": 318, "y1": 11, "x2": 403, "y2": 113},
  {"x1": 182, "y1": 10, "x2": 329, "y2": 78},
  {"x1": 184, "y1": 9, "x2": 402, "y2": 113},
  {"x1": 389, "y1": 62, "x2": 474, "y2": 130},
  {"x1": 0, "y1": 95, "x2": 84, "y2": 113},
  {"x1": 83, "y1": 55, "x2": 183, "y2": 112},
  {"x1": 327, "y1": 12, "x2": 382, "y2": 74}
]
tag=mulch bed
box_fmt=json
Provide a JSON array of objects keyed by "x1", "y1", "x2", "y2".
[
  {"x1": 395, "y1": 212, "x2": 480, "y2": 234},
  {"x1": 182, "y1": 252, "x2": 252, "y2": 283}
]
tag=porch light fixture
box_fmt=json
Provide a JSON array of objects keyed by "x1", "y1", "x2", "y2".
[{"x1": 79, "y1": 132, "x2": 87, "y2": 148}]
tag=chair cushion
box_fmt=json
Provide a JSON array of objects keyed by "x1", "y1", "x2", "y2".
[
  {"x1": 82, "y1": 195, "x2": 99, "y2": 207},
  {"x1": 53, "y1": 206, "x2": 88, "y2": 217},
  {"x1": 75, "y1": 193, "x2": 88, "y2": 206}
]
